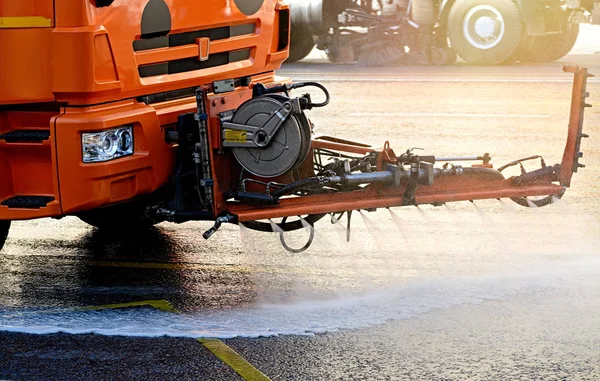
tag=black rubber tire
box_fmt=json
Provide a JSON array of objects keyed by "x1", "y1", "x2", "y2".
[
  {"x1": 325, "y1": 46, "x2": 347, "y2": 64},
  {"x1": 0, "y1": 220, "x2": 10, "y2": 252},
  {"x1": 78, "y1": 203, "x2": 157, "y2": 231},
  {"x1": 518, "y1": 23, "x2": 579, "y2": 63},
  {"x1": 428, "y1": 47, "x2": 458, "y2": 66},
  {"x1": 444, "y1": 47, "x2": 458, "y2": 65},
  {"x1": 287, "y1": 24, "x2": 316, "y2": 63},
  {"x1": 448, "y1": 0, "x2": 523, "y2": 65}
]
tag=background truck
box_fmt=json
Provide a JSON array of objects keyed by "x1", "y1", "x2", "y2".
[{"x1": 288, "y1": 0, "x2": 600, "y2": 65}]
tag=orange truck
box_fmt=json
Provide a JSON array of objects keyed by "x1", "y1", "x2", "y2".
[{"x1": 0, "y1": 0, "x2": 593, "y2": 253}]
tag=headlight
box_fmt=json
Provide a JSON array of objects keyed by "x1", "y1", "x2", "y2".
[{"x1": 82, "y1": 126, "x2": 134, "y2": 163}]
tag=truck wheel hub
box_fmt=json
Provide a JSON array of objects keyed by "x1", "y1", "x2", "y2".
[{"x1": 463, "y1": 5, "x2": 505, "y2": 50}]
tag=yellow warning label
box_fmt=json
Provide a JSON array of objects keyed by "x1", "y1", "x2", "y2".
[
  {"x1": 0, "y1": 17, "x2": 52, "y2": 28},
  {"x1": 224, "y1": 129, "x2": 247, "y2": 143}
]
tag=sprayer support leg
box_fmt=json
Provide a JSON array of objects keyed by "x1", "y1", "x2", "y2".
[{"x1": 0, "y1": 220, "x2": 10, "y2": 252}]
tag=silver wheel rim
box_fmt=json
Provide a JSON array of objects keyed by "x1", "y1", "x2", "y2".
[{"x1": 462, "y1": 5, "x2": 506, "y2": 50}]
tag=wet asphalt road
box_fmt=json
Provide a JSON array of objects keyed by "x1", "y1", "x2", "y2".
[{"x1": 1, "y1": 28, "x2": 600, "y2": 380}]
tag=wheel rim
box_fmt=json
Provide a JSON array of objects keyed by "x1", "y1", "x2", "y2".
[{"x1": 462, "y1": 5, "x2": 506, "y2": 50}]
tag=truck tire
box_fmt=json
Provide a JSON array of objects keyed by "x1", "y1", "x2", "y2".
[
  {"x1": 78, "y1": 203, "x2": 157, "y2": 231},
  {"x1": 518, "y1": 22, "x2": 579, "y2": 63},
  {"x1": 0, "y1": 221, "x2": 10, "y2": 252},
  {"x1": 287, "y1": 24, "x2": 315, "y2": 63},
  {"x1": 448, "y1": 0, "x2": 523, "y2": 65}
]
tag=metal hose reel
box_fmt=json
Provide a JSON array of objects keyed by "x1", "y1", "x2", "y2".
[{"x1": 222, "y1": 95, "x2": 312, "y2": 178}]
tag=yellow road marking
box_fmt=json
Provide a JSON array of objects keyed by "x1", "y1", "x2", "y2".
[
  {"x1": 76, "y1": 299, "x2": 179, "y2": 313},
  {"x1": 76, "y1": 299, "x2": 273, "y2": 380},
  {"x1": 0, "y1": 16, "x2": 51, "y2": 28},
  {"x1": 199, "y1": 339, "x2": 272, "y2": 381}
]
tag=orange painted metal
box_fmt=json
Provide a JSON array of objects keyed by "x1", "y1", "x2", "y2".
[
  {"x1": 53, "y1": 100, "x2": 175, "y2": 215},
  {"x1": 231, "y1": 170, "x2": 565, "y2": 222},
  {"x1": 0, "y1": 1, "x2": 289, "y2": 220},
  {"x1": 0, "y1": 1, "x2": 54, "y2": 22},
  {"x1": 1, "y1": 1, "x2": 289, "y2": 105},
  {"x1": 234, "y1": 183, "x2": 565, "y2": 222},
  {"x1": 312, "y1": 140, "x2": 374, "y2": 156},
  {"x1": 0, "y1": 111, "x2": 62, "y2": 220},
  {"x1": 559, "y1": 66, "x2": 590, "y2": 187},
  {"x1": 0, "y1": 28, "x2": 54, "y2": 104}
]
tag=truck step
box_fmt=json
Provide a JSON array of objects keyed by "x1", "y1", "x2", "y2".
[
  {"x1": 0, "y1": 130, "x2": 50, "y2": 143},
  {"x1": 1, "y1": 196, "x2": 55, "y2": 209}
]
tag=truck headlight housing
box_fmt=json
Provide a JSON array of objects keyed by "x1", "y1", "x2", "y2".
[{"x1": 82, "y1": 126, "x2": 134, "y2": 163}]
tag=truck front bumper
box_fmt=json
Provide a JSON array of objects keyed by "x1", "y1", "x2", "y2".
[{"x1": 0, "y1": 99, "x2": 179, "y2": 221}]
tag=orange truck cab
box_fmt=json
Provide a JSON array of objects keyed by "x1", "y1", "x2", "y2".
[{"x1": 0, "y1": 0, "x2": 290, "y2": 228}]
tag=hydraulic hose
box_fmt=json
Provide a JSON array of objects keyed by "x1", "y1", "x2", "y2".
[
  {"x1": 271, "y1": 176, "x2": 330, "y2": 198},
  {"x1": 253, "y1": 82, "x2": 331, "y2": 109},
  {"x1": 243, "y1": 214, "x2": 326, "y2": 233},
  {"x1": 461, "y1": 167, "x2": 505, "y2": 181},
  {"x1": 289, "y1": 82, "x2": 331, "y2": 108}
]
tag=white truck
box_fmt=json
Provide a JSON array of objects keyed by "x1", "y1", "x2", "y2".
[{"x1": 288, "y1": 0, "x2": 600, "y2": 65}]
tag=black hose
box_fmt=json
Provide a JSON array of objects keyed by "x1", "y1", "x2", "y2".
[
  {"x1": 462, "y1": 167, "x2": 505, "y2": 181},
  {"x1": 243, "y1": 214, "x2": 326, "y2": 233},
  {"x1": 290, "y1": 82, "x2": 331, "y2": 108},
  {"x1": 271, "y1": 177, "x2": 329, "y2": 198},
  {"x1": 195, "y1": 163, "x2": 209, "y2": 211}
]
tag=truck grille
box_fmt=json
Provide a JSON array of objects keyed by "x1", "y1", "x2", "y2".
[
  {"x1": 138, "y1": 50, "x2": 251, "y2": 78},
  {"x1": 134, "y1": 24, "x2": 255, "y2": 78}
]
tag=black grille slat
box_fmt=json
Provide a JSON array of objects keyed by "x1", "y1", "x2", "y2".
[
  {"x1": 169, "y1": 53, "x2": 229, "y2": 75},
  {"x1": 133, "y1": 25, "x2": 254, "y2": 52},
  {"x1": 0, "y1": 130, "x2": 50, "y2": 143},
  {"x1": 138, "y1": 49, "x2": 250, "y2": 78},
  {"x1": 278, "y1": 9, "x2": 290, "y2": 51},
  {"x1": 138, "y1": 63, "x2": 169, "y2": 78},
  {"x1": 169, "y1": 26, "x2": 230, "y2": 47},
  {"x1": 2, "y1": 196, "x2": 55, "y2": 209},
  {"x1": 133, "y1": 36, "x2": 169, "y2": 52},
  {"x1": 138, "y1": 87, "x2": 198, "y2": 105}
]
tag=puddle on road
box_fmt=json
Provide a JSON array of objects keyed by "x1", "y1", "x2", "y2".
[{"x1": 1, "y1": 256, "x2": 598, "y2": 339}]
